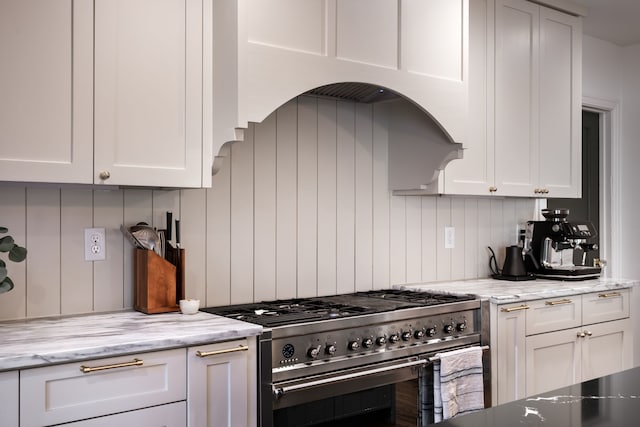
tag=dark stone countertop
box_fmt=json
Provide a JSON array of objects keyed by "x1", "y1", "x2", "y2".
[{"x1": 438, "y1": 366, "x2": 640, "y2": 426}]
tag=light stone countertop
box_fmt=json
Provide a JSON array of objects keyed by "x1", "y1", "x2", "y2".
[
  {"x1": 0, "y1": 310, "x2": 262, "y2": 372},
  {"x1": 396, "y1": 277, "x2": 639, "y2": 304}
]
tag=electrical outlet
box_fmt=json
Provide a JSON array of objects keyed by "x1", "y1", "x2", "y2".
[
  {"x1": 84, "y1": 227, "x2": 106, "y2": 261},
  {"x1": 444, "y1": 227, "x2": 455, "y2": 249}
]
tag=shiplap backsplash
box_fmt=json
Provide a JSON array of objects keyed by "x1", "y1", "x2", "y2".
[{"x1": 0, "y1": 96, "x2": 536, "y2": 320}]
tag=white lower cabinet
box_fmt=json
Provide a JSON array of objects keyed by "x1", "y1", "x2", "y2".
[
  {"x1": 187, "y1": 338, "x2": 255, "y2": 427},
  {"x1": 525, "y1": 318, "x2": 632, "y2": 396},
  {"x1": 0, "y1": 371, "x2": 19, "y2": 427},
  {"x1": 20, "y1": 348, "x2": 186, "y2": 427},
  {"x1": 63, "y1": 402, "x2": 186, "y2": 427},
  {"x1": 494, "y1": 289, "x2": 633, "y2": 404}
]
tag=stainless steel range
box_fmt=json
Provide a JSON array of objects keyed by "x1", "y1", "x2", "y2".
[{"x1": 201, "y1": 289, "x2": 490, "y2": 427}]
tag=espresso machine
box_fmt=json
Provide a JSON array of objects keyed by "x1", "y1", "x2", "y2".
[{"x1": 524, "y1": 208, "x2": 602, "y2": 280}]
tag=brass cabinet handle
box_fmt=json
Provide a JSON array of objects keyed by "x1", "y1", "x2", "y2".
[
  {"x1": 598, "y1": 292, "x2": 622, "y2": 298},
  {"x1": 545, "y1": 298, "x2": 573, "y2": 306},
  {"x1": 577, "y1": 330, "x2": 593, "y2": 338},
  {"x1": 98, "y1": 170, "x2": 111, "y2": 180},
  {"x1": 80, "y1": 358, "x2": 143, "y2": 374},
  {"x1": 489, "y1": 186, "x2": 498, "y2": 193},
  {"x1": 500, "y1": 304, "x2": 530, "y2": 313},
  {"x1": 196, "y1": 345, "x2": 248, "y2": 358},
  {"x1": 585, "y1": 330, "x2": 593, "y2": 337},
  {"x1": 577, "y1": 331, "x2": 585, "y2": 338}
]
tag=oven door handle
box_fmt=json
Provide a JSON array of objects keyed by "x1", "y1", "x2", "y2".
[{"x1": 273, "y1": 358, "x2": 428, "y2": 399}]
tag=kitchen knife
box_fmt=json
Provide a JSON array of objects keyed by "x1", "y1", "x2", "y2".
[
  {"x1": 174, "y1": 219, "x2": 182, "y2": 304},
  {"x1": 166, "y1": 211, "x2": 173, "y2": 243}
]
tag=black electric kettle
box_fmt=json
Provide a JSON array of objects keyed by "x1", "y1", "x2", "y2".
[{"x1": 488, "y1": 246, "x2": 534, "y2": 281}]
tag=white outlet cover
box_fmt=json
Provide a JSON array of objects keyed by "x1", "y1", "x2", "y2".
[
  {"x1": 84, "y1": 227, "x2": 106, "y2": 261},
  {"x1": 444, "y1": 227, "x2": 455, "y2": 249}
]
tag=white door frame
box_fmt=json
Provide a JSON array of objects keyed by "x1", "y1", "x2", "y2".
[{"x1": 583, "y1": 96, "x2": 621, "y2": 278}]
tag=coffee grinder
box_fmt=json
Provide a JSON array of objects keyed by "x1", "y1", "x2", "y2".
[{"x1": 524, "y1": 208, "x2": 602, "y2": 280}]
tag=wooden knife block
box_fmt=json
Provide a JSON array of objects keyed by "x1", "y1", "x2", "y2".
[{"x1": 134, "y1": 248, "x2": 185, "y2": 314}]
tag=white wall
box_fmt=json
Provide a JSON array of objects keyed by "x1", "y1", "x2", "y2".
[
  {"x1": 0, "y1": 96, "x2": 535, "y2": 321},
  {"x1": 582, "y1": 35, "x2": 640, "y2": 280},
  {"x1": 620, "y1": 44, "x2": 640, "y2": 280}
]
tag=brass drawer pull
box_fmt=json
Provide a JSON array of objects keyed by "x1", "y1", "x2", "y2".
[
  {"x1": 598, "y1": 292, "x2": 622, "y2": 298},
  {"x1": 545, "y1": 298, "x2": 573, "y2": 306},
  {"x1": 80, "y1": 358, "x2": 143, "y2": 374},
  {"x1": 196, "y1": 345, "x2": 249, "y2": 358},
  {"x1": 500, "y1": 304, "x2": 530, "y2": 313}
]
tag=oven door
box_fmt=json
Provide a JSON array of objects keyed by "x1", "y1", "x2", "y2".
[{"x1": 272, "y1": 356, "x2": 434, "y2": 427}]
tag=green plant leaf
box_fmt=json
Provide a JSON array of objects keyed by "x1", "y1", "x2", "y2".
[
  {"x1": 0, "y1": 235, "x2": 15, "y2": 252},
  {"x1": 9, "y1": 246, "x2": 27, "y2": 263},
  {"x1": 0, "y1": 227, "x2": 8, "y2": 234},
  {"x1": 0, "y1": 277, "x2": 14, "y2": 294},
  {"x1": 0, "y1": 266, "x2": 6, "y2": 282}
]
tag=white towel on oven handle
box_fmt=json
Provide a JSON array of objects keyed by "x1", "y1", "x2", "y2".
[{"x1": 433, "y1": 346, "x2": 485, "y2": 421}]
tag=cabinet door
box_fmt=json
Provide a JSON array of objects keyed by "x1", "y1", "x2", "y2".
[
  {"x1": 443, "y1": 0, "x2": 495, "y2": 195},
  {"x1": 526, "y1": 328, "x2": 581, "y2": 396},
  {"x1": 538, "y1": 7, "x2": 581, "y2": 198},
  {"x1": 94, "y1": 0, "x2": 204, "y2": 187},
  {"x1": 581, "y1": 318, "x2": 633, "y2": 382},
  {"x1": 0, "y1": 371, "x2": 18, "y2": 427},
  {"x1": 494, "y1": 0, "x2": 539, "y2": 197},
  {"x1": 496, "y1": 303, "x2": 527, "y2": 404},
  {"x1": 64, "y1": 402, "x2": 186, "y2": 427},
  {"x1": 188, "y1": 340, "x2": 250, "y2": 427},
  {"x1": 0, "y1": 0, "x2": 93, "y2": 183}
]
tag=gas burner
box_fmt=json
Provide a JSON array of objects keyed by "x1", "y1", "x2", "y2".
[{"x1": 201, "y1": 289, "x2": 477, "y2": 328}]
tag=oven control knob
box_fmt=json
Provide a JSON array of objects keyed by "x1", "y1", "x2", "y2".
[
  {"x1": 457, "y1": 322, "x2": 467, "y2": 332},
  {"x1": 362, "y1": 338, "x2": 374, "y2": 348},
  {"x1": 307, "y1": 346, "x2": 321, "y2": 359},
  {"x1": 376, "y1": 336, "x2": 387, "y2": 346},
  {"x1": 414, "y1": 329, "x2": 426, "y2": 339},
  {"x1": 443, "y1": 324, "x2": 454, "y2": 334},
  {"x1": 325, "y1": 344, "x2": 337, "y2": 355},
  {"x1": 426, "y1": 327, "x2": 437, "y2": 337},
  {"x1": 401, "y1": 331, "x2": 412, "y2": 341},
  {"x1": 349, "y1": 341, "x2": 360, "y2": 351},
  {"x1": 389, "y1": 334, "x2": 400, "y2": 344}
]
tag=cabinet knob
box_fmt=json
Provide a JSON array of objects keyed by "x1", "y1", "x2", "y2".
[
  {"x1": 99, "y1": 170, "x2": 111, "y2": 180},
  {"x1": 489, "y1": 186, "x2": 497, "y2": 193}
]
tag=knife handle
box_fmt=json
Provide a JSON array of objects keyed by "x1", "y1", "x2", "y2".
[
  {"x1": 166, "y1": 211, "x2": 173, "y2": 242},
  {"x1": 175, "y1": 219, "x2": 181, "y2": 247}
]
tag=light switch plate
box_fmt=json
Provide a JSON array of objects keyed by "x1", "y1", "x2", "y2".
[{"x1": 84, "y1": 227, "x2": 106, "y2": 261}]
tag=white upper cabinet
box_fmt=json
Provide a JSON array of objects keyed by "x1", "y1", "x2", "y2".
[
  {"x1": 537, "y1": 7, "x2": 582, "y2": 198},
  {"x1": 0, "y1": 0, "x2": 93, "y2": 184},
  {"x1": 0, "y1": 0, "x2": 212, "y2": 188},
  {"x1": 442, "y1": 0, "x2": 582, "y2": 197},
  {"x1": 213, "y1": 0, "x2": 470, "y2": 169},
  {"x1": 94, "y1": 0, "x2": 211, "y2": 187}
]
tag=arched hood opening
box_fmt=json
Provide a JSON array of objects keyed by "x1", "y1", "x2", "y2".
[{"x1": 214, "y1": 81, "x2": 463, "y2": 192}]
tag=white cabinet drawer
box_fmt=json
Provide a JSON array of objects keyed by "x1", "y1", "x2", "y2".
[
  {"x1": 64, "y1": 401, "x2": 186, "y2": 427},
  {"x1": 526, "y1": 296, "x2": 582, "y2": 335},
  {"x1": 20, "y1": 348, "x2": 186, "y2": 427},
  {"x1": 582, "y1": 289, "x2": 630, "y2": 325}
]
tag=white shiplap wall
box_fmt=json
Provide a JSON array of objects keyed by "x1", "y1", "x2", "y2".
[{"x1": 0, "y1": 96, "x2": 535, "y2": 321}]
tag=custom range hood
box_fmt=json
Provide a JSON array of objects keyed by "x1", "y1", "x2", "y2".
[{"x1": 212, "y1": 0, "x2": 470, "y2": 190}]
